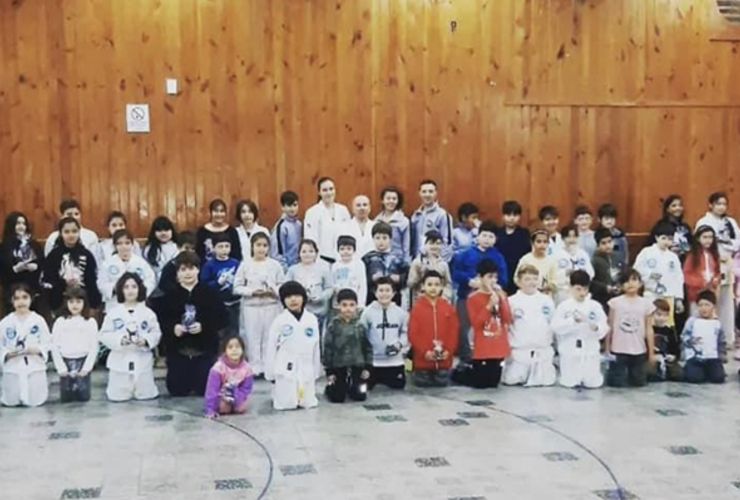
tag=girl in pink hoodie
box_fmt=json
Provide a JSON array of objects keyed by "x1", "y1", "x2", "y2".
[{"x1": 204, "y1": 336, "x2": 254, "y2": 419}]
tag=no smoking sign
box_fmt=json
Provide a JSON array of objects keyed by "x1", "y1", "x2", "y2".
[{"x1": 126, "y1": 103, "x2": 150, "y2": 133}]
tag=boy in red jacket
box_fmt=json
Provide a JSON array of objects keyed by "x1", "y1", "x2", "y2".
[
  {"x1": 464, "y1": 259, "x2": 511, "y2": 388},
  {"x1": 408, "y1": 271, "x2": 459, "y2": 387}
]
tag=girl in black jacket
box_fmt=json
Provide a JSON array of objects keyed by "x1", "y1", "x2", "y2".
[
  {"x1": 41, "y1": 217, "x2": 101, "y2": 311},
  {"x1": 648, "y1": 194, "x2": 692, "y2": 262},
  {"x1": 0, "y1": 212, "x2": 44, "y2": 314}
]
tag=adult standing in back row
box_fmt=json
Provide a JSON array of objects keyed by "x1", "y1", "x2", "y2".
[
  {"x1": 410, "y1": 180, "x2": 454, "y2": 262},
  {"x1": 304, "y1": 177, "x2": 351, "y2": 264}
]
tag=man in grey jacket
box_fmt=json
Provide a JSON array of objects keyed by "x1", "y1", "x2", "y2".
[{"x1": 410, "y1": 179, "x2": 454, "y2": 262}]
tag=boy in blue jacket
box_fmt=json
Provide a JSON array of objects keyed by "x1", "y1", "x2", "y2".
[
  {"x1": 270, "y1": 191, "x2": 302, "y2": 272},
  {"x1": 451, "y1": 221, "x2": 508, "y2": 364},
  {"x1": 199, "y1": 232, "x2": 240, "y2": 337}
]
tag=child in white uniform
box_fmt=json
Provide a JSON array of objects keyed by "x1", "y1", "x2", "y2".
[
  {"x1": 96, "y1": 211, "x2": 142, "y2": 265},
  {"x1": 503, "y1": 265, "x2": 557, "y2": 387},
  {"x1": 233, "y1": 233, "x2": 285, "y2": 376},
  {"x1": 99, "y1": 272, "x2": 161, "y2": 401},
  {"x1": 551, "y1": 224, "x2": 594, "y2": 305},
  {"x1": 51, "y1": 288, "x2": 99, "y2": 402},
  {"x1": 0, "y1": 284, "x2": 51, "y2": 407},
  {"x1": 551, "y1": 270, "x2": 608, "y2": 388},
  {"x1": 265, "y1": 281, "x2": 321, "y2": 410},
  {"x1": 98, "y1": 230, "x2": 156, "y2": 312}
]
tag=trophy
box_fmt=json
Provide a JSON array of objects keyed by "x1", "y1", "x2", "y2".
[
  {"x1": 18, "y1": 237, "x2": 34, "y2": 263},
  {"x1": 126, "y1": 320, "x2": 139, "y2": 342},
  {"x1": 182, "y1": 304, "x2": 197, "y2": 329},
  {"x1": 432, "y1": 340, "x2": 444, "y2": 360},
  {"x1": 385, "y1": 343, "x2": 400, "y2": 356},
  {"x1": 223, "y1": 381, "x2": 236, "y2": 403}
]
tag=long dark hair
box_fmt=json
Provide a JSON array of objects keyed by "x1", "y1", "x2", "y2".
[
  {"x1": 2, "y1": 211, "x2": 33, "y2": 245},
  {"x1": 55, "y1": 217, "x2": 82, "y2": 249},
  {"x1": 688, "y1": 225, "x2": 720, "y2": 270},
  {"x1": 145, "y1": 216, "x2": 178, "y2": 266},
  {"x1": 660, "y1": 194, "x2": 684, "y2": 222},
  {"x1": 57, "y1": 287, "x2": 92, "y2": 319}
]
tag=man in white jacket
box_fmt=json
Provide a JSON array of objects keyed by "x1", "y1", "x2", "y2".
[
  {"x1": 695, "y1": 191, "x2": 740, "y2": 358},
  {"x1": 551, "y1": 270, "x2": 609, "y2": 388},
  {"x1": 339, "y1": 195, "x2": 376, "y2": 259}
]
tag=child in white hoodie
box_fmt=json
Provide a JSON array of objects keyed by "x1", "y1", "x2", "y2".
[{"x1": 551, "y1": 224, "x2": 594, "y2": 305}]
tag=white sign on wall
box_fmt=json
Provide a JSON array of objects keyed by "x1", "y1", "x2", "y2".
[{"x1": 126, "y1": 104, "x2": 150, "y2": 133}]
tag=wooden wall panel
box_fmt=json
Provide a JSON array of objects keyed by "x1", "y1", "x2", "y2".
[{"x1": 0, "y1": 0, "x2": 739, "y2": 239}]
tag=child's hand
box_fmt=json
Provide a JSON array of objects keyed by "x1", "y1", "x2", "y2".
[
  {"x1": 360, "y1": 370, "x2": 370, "y2": 380},
  {"x1": 205, "y1": 413, "x2": 218, "y2": 420},
  {"x1": 58, "y1": 370, "x2": 69, "y2": 378},
  {"x1": 327, "y1": 374, "x2": 337, "y2": 384},
  {"x1": 174, "y1": 325, "x2": 187, "y2": 337},
  {"x1": 372, "y1": 272, "x2": 383, "y2": 282},
  {"x1": 390, "y1": 274, "x2": 400, "y2": 283},
  {"x1": 188, "y1": 322, "x2": 203, "y2": 334},
  {"x1": 649, "y1": 272, "x2": 662, "y2": 281},
  {"x1": 573, "y1": 311, "x2": 584, "y2": 323},
  {"x1": 675, "y1": 299, "x2": 684, "y2": 315},
  {"x1": 424, "y1": 350, "x2": 436, "y2": 361},
  {"x1": 121, "y1": 336, "x2": 132, "y2": 346},
  {"x1": 135, "y1": 338, "x2": 149, "y2": 348},
  {"x1": 78, "y1": 370, "x2": 89, "y2": 377},
  {"x1": 24, "y1": 346, "x2": 40, "y2": 356},
  {"x1": 487, "y1": 293, "x2": 500, "y2": 308},
  {"x1": 469, "y1": 277, "x2": 481, "y2": 290},
  {"x1": 217, "y1": 275, "x2": 228, "y2": 286},
  {"x1": 441, "y1": 350, "x2": 450, "y2": 360}
]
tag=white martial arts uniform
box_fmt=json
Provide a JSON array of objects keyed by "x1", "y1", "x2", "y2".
[
  {"x1": 143, "y1": 241, "x2": 179, "y2": 285},
  {"x1": 551, "y1": 296, "x2": 608, "y2": 388},
  {"x1": 338, "y1": 218, "x2": 376, "y2": 259},
  {"x1": 330, "y1": 258, "x2": 368, "y2": 307},
  {"x1": 696, "y1": 212, "x2": 740, "y2": 346},
  {"x1": 265, "y1": 309, "x2": 321, "y2": 410},
  {"x1": 304, "y1": 202, "x2": 352, "y2": 261},
  {"x1": 45, "y1": 227, "x2": 99, "y2": 256},
  {"x1": 50, "y1": 316, "x2": 99, "y2": 375},
  {"x1": 99, "y1": 303, "x2": 161, "y2": 401},
  {"x1": 552, "y1": 247, "x2": 595, "y2": 305},
  {"x1": 634, "y1": 244, "x2": 685, "y2": 300},
  {"x1": 503, "y1": 291, "x2": 557, "y2": 387},
  {"x1": 236, "y1": 224, "x2": 270, "y2": 261},
  {"x1": 0, "y1": 312, "x2": 51, "y2": 407},
  {"x1": 286, "y1": 261, "x2": 334, "y2": 320},
  {"x1": 97, "y1": 254, "x2": 157, "y2": 311},
  {"x1": 546, "y1": 232, "x2": 564, "y2": 257},
  {"x1": 95, "y1": 238, "x2": 142, "y2": 266},
  {"x1": 233, "y1": 257, "x2": 285, "y2": 375}
]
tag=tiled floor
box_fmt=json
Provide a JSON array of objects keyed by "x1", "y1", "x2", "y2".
[{"x1": 1, "y1": 365, "x2": 740, "y2": 500}]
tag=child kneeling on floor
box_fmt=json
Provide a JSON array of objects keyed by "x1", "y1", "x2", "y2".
[
  {"x1": 648, "y1": 298, "x2": 682, "y2": 381},
  {"x1": 265, "y1": 281, "x2": 322, "y2": 410},
  {"x1": 0, "y1": 284, "x2": 51, "y2": 407},
  {"x1": 204, "y1": 336, "x2": 254, "y2": 418},
  {"x1": 457, "y1": 259, "x2": 511, "y2": 389},
  {"x1": 682, "y1": 290, "x2": 726, "y2": 384},
  {"x1": 503, "y1": 265, "x2": 557, "y2": 387},
  {"x1": 100, "y1": 272, "x2": 161, "y2": 401},
  {"x1": 323, "y1": 289, "x2": 373, "y2": 403},
  {"x1": 551, "y1": 270, "x2": 608, "y2": 388},
  {"x1": 408, "y1": 271, "x2": 459, "y2": 387}
]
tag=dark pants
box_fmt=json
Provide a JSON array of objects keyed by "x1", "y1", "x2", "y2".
[
  {"x1": 453, "y1": 359, "x2": 503, "y2": 388},
  {"x1": 222, "y1": 303, "x2": 240, "y2": 338},
  {"x1": 59, "y1": 357, "x2": 91, "y2": 403},
  {"x1": 368, "y1": 366, "x2": 406, "y2": 390},
  {"x1": 647, "y1": 357, "x2": 683, "y2": 382},
  {"x1": 607, "y1": 353, "x2": 648, "y2": 387},
  {"x1": 166, "y1": 352, "x2": 215, "y2": 397},
  {"x1": 325, "y1": 367, "x2": 368, "y2": 403},
  {"x1": 456, "y1": 297, "x2": 472, "y2": 364},
  {"x1": 684, "y1": 358, "x2": 725, "y2": 384},
  {"x1": 412, "y1": 369, "x2": 450, "y2": 387}
]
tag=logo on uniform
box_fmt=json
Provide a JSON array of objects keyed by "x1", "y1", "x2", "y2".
[
  {"x1": 109, "y1": 265, "x2": 121, "y2": 275},
  {"x1": 426, "y1": 220, "x2": 434, "y2": 228},
  {"x1": 141, "y1": 321, "x2": 149, "y2": 331},
  {"x1": 30, "y1": 325, "x2": 39, "y2": 335},
  {"x1": 113, "y1": 318, "x2": 125, "y2": 330},
  {"x1": 513, "y1": 308, "x2": 525, "y2": 320},
  {"x1": 305, "y1": 327, "x2": 315, "y2": 337},
  {"x1": 542, "y1": 305, "x2": 551, "y2": 316},
  {"x1": 281, "y1": 325, "x2": 294, "y2": 337},
  {"x1": 5, "y1": 327, "x2": 16, "y2": 339},
  {"x1": 647, "y1": 258, "x2": 657, "y2": 269},
  {"x1": 669, "y1": 261, "x2": 675, "y2": 270},
  {"x1": 588, "y1": 311, "x2": 597, "y2": 321},
  {"x1": 135, "y1": 268, "x2": 144, "y2": 276},
  {"x1": 558, "y1": 259, "x2": 569, "y2": 269}
]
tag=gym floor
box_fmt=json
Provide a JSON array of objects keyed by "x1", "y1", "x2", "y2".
[{"x1": 1, "y1": 366, "x2": 739, "y2": 500}]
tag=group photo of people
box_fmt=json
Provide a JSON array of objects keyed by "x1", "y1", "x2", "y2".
[{"x1": 1, "y1": 176, "x2": 738, "y2": 417}]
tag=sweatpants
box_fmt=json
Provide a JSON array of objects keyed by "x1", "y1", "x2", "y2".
[
  {"x1": 107, "y1": 370, "x2": 158, "y2": 402},
  {"x1": 606, "y1": 353, "x2": 647, "y2": 387},
  {"x1": 647, "y1": 356, "x2": 683, "y2": 382},
  {"x1": 325, "y1": 367, "x2": 368, "y2": 403},
  {"x1": 222, "y1": 302, "x2": 240, "y2": 339},
  {"x1": 60, "y1": 357, "x2": 91, "y2": 403},
  {"x1": 456, "y1": 297, "x2": 472, "y2": 364},
  {"x1": 412, "y1": 369, "x2": 450, "y2": 387},
  {"x1": 368, "y1": 365, "x2": 406, "y2": 390},
  {"x1": 1, "y1": 371, "x2": 48, "y2": 407},
  {"x1": 166, "y1": 352, "x2": 215, "y2": 397},
  {"x1": 558, "y1": 354, "x2": 603, "y2": 389},
  {"x1": 241, "y1": 303, "x2": 282, "y2": 376},
  {"x1": 683, "y1": 358, "x2": 725, "y2": 384}
]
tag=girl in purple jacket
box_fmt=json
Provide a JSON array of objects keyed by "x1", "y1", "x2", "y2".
[{"x1": 204, "y1": 336, "x2": 254, "y2": 419}]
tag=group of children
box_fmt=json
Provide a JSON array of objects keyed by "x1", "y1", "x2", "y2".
[{"x1": 0, "y1": 179, "x2": 739, "y2": 418}]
